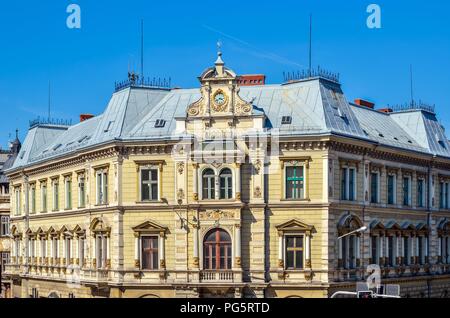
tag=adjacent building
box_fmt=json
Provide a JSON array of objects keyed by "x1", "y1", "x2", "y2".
[
  {"x1": 0, "y1": 135, "x2": 21, "y2": 297},
  {"x1": 4, "y1": 53, "x2": 450, "y2": 298}
]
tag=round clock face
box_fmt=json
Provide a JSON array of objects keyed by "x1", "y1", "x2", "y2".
[{"x1": 214, "y1": 93, "x2": 226, "y2": 106}]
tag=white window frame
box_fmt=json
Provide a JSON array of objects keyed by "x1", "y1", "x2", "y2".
[
  {"x1": 96, "y1": 170, "x2": 108, "y2": 205},
  {"x1": 52, "y1": 179, "x2": 59, "y2": 211},
  {"x1": 41, "y1": 182, "x2": 48, "y2": 212},
  {"x1": 95, "y1": 234, "x2": 108, "y2": 269},
  {"x1": 29, "y1": 184, "x2": 36, "y2": 214},
  {"x1": 219, "y1": 168, "x2": 234, "y2": 200},
  {"x1": 139, "y1": 166, "x2": 160, "y2": 202},
  {"x1": 78, "y1": 175, "x2": 86, "y2": 208},
  {"x1": 1, "y1": 216, "x2": 10, "y2": 236},
  {"x1": 15, "y1": 187, "x2": 21, "y2": 216},
  {"x1": 64, "y1": 176, "x2": 72, "y2": 210}
]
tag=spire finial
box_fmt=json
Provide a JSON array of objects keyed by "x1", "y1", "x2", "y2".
[
  {"x1": 15, "y1": 128, "x2": 18, "y2": 140},
  {"x1": 215, "y1": 40, "x2": 224, "y2": 66}
]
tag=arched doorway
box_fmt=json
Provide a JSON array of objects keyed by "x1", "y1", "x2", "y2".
[
  {"x1": 48, "y1": 292, "x2": 59, "y2": 298},
  {"x1": 203, "y1": 229, "x2": 232, "y2": 270}
]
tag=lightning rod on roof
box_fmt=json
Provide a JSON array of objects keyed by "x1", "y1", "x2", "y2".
[
  {"x1": 48, "y1": 80, "x2": 51, "y2": 120},
  {"x1": 410, "y1": 64, "x2": 414, "y2": 106},
  {"x1": 141, "y1": 19, "x2": 144, "y2": 80},
  {"x1": 309, "y1": 14, "x2": 312, "y2": 77}
]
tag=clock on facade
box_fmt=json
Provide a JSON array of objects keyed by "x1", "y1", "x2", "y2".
[{"x1": 212, "y1": 90, "x2": 228, "y2": 112}]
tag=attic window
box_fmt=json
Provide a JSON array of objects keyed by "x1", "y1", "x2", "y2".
[
  {"x1": 53, "y1": 144, "x2": 62, "y2": 151},
  {"x1": 155, "y1": 119, "x2": 167, "y2": 128},
  {"x1": 104, "y1": 121, "x2": 114, "y2": 132},
  {"x1": 78, "y1": 136, "x2": 89, "y2": 143},
  {"x1": 19, "y1": 151, "x2": 25, "y2": 159},
  {"x1": 438, "y1": 140, "x2": 446, "y2": 149},
  {"x1": 337, "y1": 108, "x2": 347, "y2": 119},
  {"x1": 408, "y1": 140, "x2": 413, "y2": 144},
  {"x1": 281, "y1": 116, "x2": 292, "y2": 125},
  {"x1": 393, "y1": 137, "x2": 399, "y2": 141},
  {"x1": 363, "y1": 130, "x2": 369, "y2": 136}
]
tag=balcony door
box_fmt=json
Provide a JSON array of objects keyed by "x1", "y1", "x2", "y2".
[{"x1": 203, "y1": 229, "x2": 232, "y2": 270}]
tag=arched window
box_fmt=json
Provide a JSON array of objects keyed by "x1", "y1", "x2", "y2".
[
  {"x1": 337, "y1": 214, "x2": 363, "y2": 270},
  {"x1": 202, "y1": 169, "x2": 215, "y2": 200},
  {"x1": 219, "y1": 168, "x2": 233, "y2": 199},
  {"x1": 203, "y1": 229, "x2": 232, "y2": 270}
]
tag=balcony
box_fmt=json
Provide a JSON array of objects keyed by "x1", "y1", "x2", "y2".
[{"x1": 199, "y1": 270, "x2": 235, "y2": 282}]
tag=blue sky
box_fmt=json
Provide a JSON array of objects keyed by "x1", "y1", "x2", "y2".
[{"x1": 0, "y1": 0, "x2": 449, "y2": 147}]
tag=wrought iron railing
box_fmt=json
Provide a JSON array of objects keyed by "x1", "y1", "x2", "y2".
[
  {"x1": 114, "y1": 76, "x2": 172, "y2": 92},
  {"x1": 283, "y1": 66, "x2": 340, "y2": 84}
]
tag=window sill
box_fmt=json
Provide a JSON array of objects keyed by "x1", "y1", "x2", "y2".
[
  {"x1": 135, "y1": 200, "x2": 163, "y2": 204},
  {"x1": 280, "y1": 198, "x2": 310, "y2": 202}
]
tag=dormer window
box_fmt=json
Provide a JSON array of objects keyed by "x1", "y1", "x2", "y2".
[
  {"x1": 155, "y1": 119, "x2": 166, "y2": 128},
  {"x1": 281, "y1": 116, "x2": 292, "y2": 125}
]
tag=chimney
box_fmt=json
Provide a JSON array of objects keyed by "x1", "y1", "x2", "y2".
[
  {"x1": 237, "y1": 74, "x2": 266, "y2": 86},
  {"x1": 378, "y1": 108, "x2": 393, "y2": 114},
  {"x1": 354, "y1": 99, "x2": 375, "y2": 109},
  {"x1": 80, "y1": 114, "x2": 94, "y2": 122}
]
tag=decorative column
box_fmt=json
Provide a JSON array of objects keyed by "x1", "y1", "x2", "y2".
[
  {"x1": 235, "y1": 224, "x2": 241, "y2": 268},
  {"x1": 193, "y1": 225, "x2": 199, "y2": 268},
  {"x1": 73, "y1": 237, "x2": 79, "y2": 265},
  {"x1": 235, "y1": 163, "x2": 242, "y2": 201},
  {"x1": 92, "y1": 236, "x2": 96, "y2": 268},
  {"x1": 192, "y1": 163, "x2": 199, "y2": 201},
  {"x1": 305, "y1": 233, "x2": 312, "y2": 269},
  {"x1": 106, "y1": 235, "x2": 111, "y2": 268},
  {"x1": 278, "y1": 233, "x2": 284, "y2": 269},
  {"x1": 134, "y1": 233, "x2": 140, "y2": 269},
  {"x1": 159, "y1": 232, "x2": 166, "y2": 269}
]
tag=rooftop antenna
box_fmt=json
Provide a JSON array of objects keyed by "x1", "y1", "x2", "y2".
[
  {"x1": 140, "y1": 19, "x2": 144, "y2": 80},
  {"x1": 309, "y1": 14, "x2": 312, "y2": 77},
  {"x1": 410, "y1": 64, "x2": 414, "y2": 106}
]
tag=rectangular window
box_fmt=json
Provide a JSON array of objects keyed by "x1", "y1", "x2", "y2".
[
  {"x1": 65, "y1": 238, "x2": 71, "y2": 265},
  {"x1": 371, "y1": 236, "x2": 378, "y2": 264},
  {"x1": 403, "y1": 177, "x2": 411, "y2": 206},
  {"x1": 65, "y1": 177, "x2": 72, "y2": 209},
  {"x1": 370, "y1": 173, "x2": 379, "y2": 203},
  {"x1": 285, "y1": 235, "x2": 304, "y2": 269},
  {"x1": 1, "y1": 252, "x2": 10, "y2": 272},
  {"x1": 418, "y1": 237, "x2": 424, "y2": 265},
  {"x1": 440, "y1": 182, "x2": 449, "y2": 209},
  {"x1": 417, "y1": 179, "x2": 425, "y2": 208},
  {"x1": 30, "y1": 185, "x2": 36, "y2": 214},
  {"x1": 341, "y1": 167, "x2": 356, "y2": 201},
  {"x1": 41, "y1": 183, "x2": 48, "y2": 212},
  {"x1": 96, "y1": 235, "x2": 107, "y2": 268},
  {"x1": 141, "y1": 169, "x2": 159, "y2": 201},
  {"x1": 52, "y1": 180, "x2": 59, "y2": 211},
  {"x1": 141, "y1": 236, "x2": 159, "y2": 270},
  {"x1": 52, "y1": 238, "x2": 58, "y2": 259},
  {"x1": 96, "y1": 171, "x2": 108, "y2": 205},
  {"x1": 41, "y1": 239, "x2": 46, "y2": 259},
  {"x1": 78, "y1": 176, "x2": 86, "y2": 208},
  {"x1": 285, "y1": 166, "x2": 305, "y2": 200},
  {"x1": 1, "y1": 216, "x2": 10, "y2": 236},
  {"x1": 341, "y1": 168, "x2": 347, "y2": 200},
  {"x1": 388, "y1": 236, "x2": 395, "y2": 267},
  {"x1": 15, "y1": 187, "x2": 21, "y2": 216},
  {"x1": 387, "y1": 175, "x2": 396, "y2": 205},
  {"x1": 404, "y1": 238, "x2": 410, "y2": 265}
]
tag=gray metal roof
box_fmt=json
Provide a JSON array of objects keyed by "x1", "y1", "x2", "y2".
[{"x1": 9, "y1": 77, "x2": 450, "y2": 172}]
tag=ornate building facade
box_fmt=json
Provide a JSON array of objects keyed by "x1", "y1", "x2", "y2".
[
  {"x1": 4, "y1": 53, "x2": 450, "y2": 298},
  {"x1": 0, "y1": 135, "x2": 21, "y2": 298}
]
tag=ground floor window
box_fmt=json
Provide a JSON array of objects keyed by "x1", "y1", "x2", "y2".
[{"x1": 285, "y1": 235, "x2": 304, "y2": 270}]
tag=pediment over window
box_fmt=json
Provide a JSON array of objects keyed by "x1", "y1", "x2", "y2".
[
  {"x1": 25, "y1": 228, "x2": 36, "y2": 237},
  {"x1": 401, "y1": 222, "x2": 416, "y2": 231},
  {"x1": 384, "y1": 220, "x2": 402, "y2": 231},
  {"x1": 90, "y1": 217, "x2": 111, "y2": 234},
  {"x1": 132, "y1": 220, "x2": 168, "y2": 236},
  {"x1": 47, "y1": 226, "x2": 57, "y2": 235},
  {"x1": 11, "y1": 225, "x2": 21, "y2": 238},
  {"x1": 276, "y1": 219, "x2": 315, "y2": 236},
  {"x1": 437, "y1": 219, "x2": 449, "y2": 235}
]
